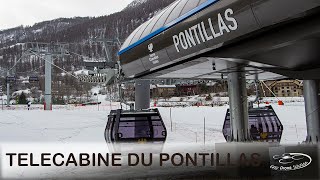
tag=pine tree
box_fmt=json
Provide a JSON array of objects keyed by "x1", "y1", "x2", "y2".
[{"x1": 18, "y1": 92, "x2": 27, "y2": 104}]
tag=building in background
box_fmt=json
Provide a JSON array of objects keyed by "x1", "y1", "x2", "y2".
[
  {"x1": 176, "y1": 84, "x2": 199, "y2": 96},
  {"x1": 151, "y1": 84, "x2": 176, "y2": 98},
  {"x1": 263, "y1": 80, "x2": 303, "y2": 97}
]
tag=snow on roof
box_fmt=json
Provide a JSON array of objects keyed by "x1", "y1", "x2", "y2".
[
  {"x1": 74, "y1": 69, "x2": 89, "y2": 75},
  {"x1": 150, "y1": 85, "x2": 157, "y2": 89},
  {"x1": 156, "y1": 84, "x2": 176, "y2": 88},
  {"x1": 12, "y1": 89, "x2": 31, "y2": 96},
  {"x1": 91, "y1": 86, "x2": 101, "y2": 94},
  {"x1": 206, "y1": 82, "x2": 217, "y2": 86}
]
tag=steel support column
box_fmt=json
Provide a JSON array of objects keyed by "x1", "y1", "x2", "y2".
[
  {"x1": 227, "y1": 66, "x2": 249, "y2": 142},
  {"x1": 135, "y1": 79, "x2": 150, "y2": 110},
  {"x1": 44, "y1": 54, "x2": 52, "y2": 110},
  {"x1": 304, "y1": 80, "x2": 320, "y2": 143}
]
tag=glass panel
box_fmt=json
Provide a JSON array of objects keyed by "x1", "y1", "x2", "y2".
[
  {"x1": 151, "y1": 116, "x2": 161, "y2": 120},
  {"x1": 152, "y1": 121, "x2": 166, "y2": 138},
  {"x1": 121, "y1": 23, "x2": 145, "y2": 49},
  {"x1": 164, "y1": 0, "x2": 189, "y2": 24},
  {"x1": 118, "y1": 121, "x2": 151, "y2": 139},
  {"x1": 135, "y1": 121, "x2": 151, "y2": 138},
  {"x1": 249, "y1": 121, "x2": 260, "y2": 140},
  {"x1": 139, "y1": 5, "x2": 171, "y2": 40},
  {"x1": 265, "y1": 117, "x2": 273, "y2": 132},
  {"x1": 180, "y1": 0, "x2": 200, "y2": 16},
  {"x1": 151, "y1": 0, "x2": 181, "y2": 33},
  {"x1": 130, "y1": 18, "x2": 154, "y2": 44},
  {"x1": 120, "y1": 0, "x2": 211, "y2": 50},
  {"x1": 120, "y1": 116, "x2": 149, "y2": 121},
  {"x1": 118, "y1": 124, "x2": 135, "y2": 139},
  {"x1": 198, "y1": 0, "x2": 208, "y2": 6},
  {"x1": 271, "y1": 118, "x2": 278, "y2": 132}
]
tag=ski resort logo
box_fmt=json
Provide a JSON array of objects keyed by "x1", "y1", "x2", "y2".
[
  {"x1": 148, "y1": 43, "x2": 159, "y2": 64},
  {"x1": 148, "y1": 43, "x2": 154, "y2": 53},
  {"x1": 270, "y1": 153, "x2": 312, "y2": 171}
]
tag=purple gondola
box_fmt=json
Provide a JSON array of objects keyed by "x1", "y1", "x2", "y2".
[
  {"x1": 105, "y1": 109, "x2": 167, "y2": 144},
  {"x1": 222, "y1": 106, "x2": 283, "y2": 142}
]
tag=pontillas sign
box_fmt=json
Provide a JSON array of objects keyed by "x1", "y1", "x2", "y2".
[{"x1": 172, "y1": 8, "x2": 238, "y2": 52}]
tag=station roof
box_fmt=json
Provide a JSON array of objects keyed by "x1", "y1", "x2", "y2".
[
  {"x1": 118, "y1": 0, "x2": 320, "y2": 80},
  {"x1": 119, "y1": 0, "x2": 218, "y2": 55}
]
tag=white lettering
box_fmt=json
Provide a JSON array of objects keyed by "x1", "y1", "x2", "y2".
[
  {"x1": 190, "y1": 25, "x2": 201, "y2": 45},
  {"x1": 225, "y1": 8, "x2": 238, "y2": 31},
  {"x1": 179, "y1": 32, "x2": 188, "y2": 50},
  {"x1": 172, "y1": 35, "x2": 180, "y2": 52},
  {"x1": 197, "y1": 24, "x2": 206, "y2": 43},
  {"x1": 201, "y1": 22, "x2": 213, "y2": 41},
  {"x1": 218, "y1": 13, "x2": 230, "y2": 35},
  {"x1": 185, "y1": 29, "x2": 196, "y2": 47},
  {"x1": 208, "y1": 18, "x2": 221, "y2": 38},
  {"x1": 172, "y1": 8, "x2": 238, "y2": 53}
]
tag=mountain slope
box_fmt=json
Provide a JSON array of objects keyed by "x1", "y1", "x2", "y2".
[
  {"x1": 0, "y1": 0, "x2": 176, "y2": 100},
  {"x1": 0, "y1": 0, "x2": 175, "y2": 48}
]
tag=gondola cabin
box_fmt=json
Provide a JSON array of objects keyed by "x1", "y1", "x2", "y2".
[
  {"x1": 222, "y1": 106, "x2": 283, "y2": 142},
  {"x1": 105, "y1": 109, "x2": 167, "y2": 144}
]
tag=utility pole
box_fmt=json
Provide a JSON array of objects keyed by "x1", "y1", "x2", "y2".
[
  {"x1": 0, "y1": 85, "x2": 3, "y2": 110},
  {"x1": 44, "y1": 54, "x2": 52, "y2": 110},
  {"x1": 24, "y1": 42, "x2": 69, "y2": 111},
  {"x1": 97, "y1": 95, "x2": 99, "y2": 111},
  {"x1": 6, "y1": 71, "x2": 10, "y2": 107}
]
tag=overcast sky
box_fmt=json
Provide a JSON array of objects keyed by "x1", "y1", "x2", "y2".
[{"x1": 0, "y1": 0, "x2": 135, "y2": 30}]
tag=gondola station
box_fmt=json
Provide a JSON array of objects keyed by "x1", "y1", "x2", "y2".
[{"x1": 114, "y1": 0, "x2": 320, "y2": 143}]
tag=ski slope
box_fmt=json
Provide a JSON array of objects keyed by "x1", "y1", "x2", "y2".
[{"x1": 0, "y1": 102, "x2": 307, "y2": 144}]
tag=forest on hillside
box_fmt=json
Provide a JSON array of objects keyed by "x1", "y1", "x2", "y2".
[{"x1": 0, "y1": 0, "x2": 176, "y2": 104}]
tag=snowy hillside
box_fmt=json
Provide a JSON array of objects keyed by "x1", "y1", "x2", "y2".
[
  {"x1": 0, "y1": 0, "x2": 175, "y2": 100},
  {"x1": 126, "y1": 0, "x2": 148, "y2": 8},
  {"x1": 0, "y1": 17, "x2": 89, "y2": 48}
]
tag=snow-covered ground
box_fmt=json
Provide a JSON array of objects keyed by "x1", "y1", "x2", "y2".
[
  {"x1": 0, "y1": 100, "x2": 310, "y2": 179},
  {"x1": 0, "y1": 101, "x2": 307, "y2": 144}
]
